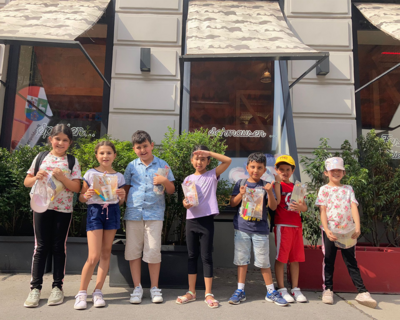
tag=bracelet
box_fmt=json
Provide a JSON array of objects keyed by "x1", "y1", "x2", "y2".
[{"x1": 82, "y1": 193, "x2": 88, "y2": 200}]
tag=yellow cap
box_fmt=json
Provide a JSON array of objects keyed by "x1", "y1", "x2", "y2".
[{"x1": 275, "y1": 155, "x2": 296, "y2": 168}]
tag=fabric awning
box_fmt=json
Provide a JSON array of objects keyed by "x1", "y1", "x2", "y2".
[
  {"x1": 0, "y1": 0, "x2": 110, "y2": 42},
  {"x1": 0, "y1": 0, "x2": 111, "y2": 87},
  {"x1": 182, "y1": 0, "x2": 328, "y2": 61},
  {"x1": 355, "y1": 3, "x2": 400, "y2": 42}
]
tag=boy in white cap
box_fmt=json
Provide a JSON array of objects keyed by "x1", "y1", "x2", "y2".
[{"x1": 315, "y1": 157, "x2": 377, "y2": 308}]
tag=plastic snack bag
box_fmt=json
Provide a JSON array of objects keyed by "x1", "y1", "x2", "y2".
[
  {"x1": 332, "y1": 228, "x2": 357, "y2": 249},
  {"x1": 239, "y1": 187, "x2": 264, "y2": 220},
  {"x1": 182, "y1": 180, "x2": 199, "y2": 207},
  {"x1": 154, "y1": 166, "x2": 170, "y2": 195},
  {"x1": 30, "y1": 174, "x2": 56, "y2": 213},
  {"x1": 289, "y1": 180, "x2": 307, "y2": 211},
  {"x1": 92, "y1": 174, "x2": 118, "y2": 202}
]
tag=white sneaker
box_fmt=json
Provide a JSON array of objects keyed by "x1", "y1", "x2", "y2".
[
  {"x1": 150, "y1": 287, "x2": 163, "y2": 303},
  {"x1": 48, "y1": 287, "x2": 64, "y2": 306},
  {"x1": 24, "y1": 289, "x2": 41, "y2": 308},
  {"x1": 355, "y1": 292, "x2": 377, "y2": 309},
  {"x1": 74, "y1": 292, "x2": 87, "y2": 310},
  {"x1": 130, "y1": 285, "x2": 143, "y2": 304},
  {"x1": 322, "y1": 289, "x2": 334, "y2": 305},
  {"x1": 277, "y1": 288, "x2": 295, "y2": 303},
  {"x1": 93, "y1": 290, "x2": 106, "y2": 308},
  {"x1": 291, "y1": 287, "x2": 307, "y2": 303}
]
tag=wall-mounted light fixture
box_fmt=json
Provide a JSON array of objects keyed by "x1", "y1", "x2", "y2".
[
  {"x1": 140, "y1": 48, "x2": 151, "y2": 72},
  {"x1": 260, "y1": 69, "x2": 271, "y2": 83},
  {"x1": 316, "y1": 57, "x2": 329, "y2": 75}
]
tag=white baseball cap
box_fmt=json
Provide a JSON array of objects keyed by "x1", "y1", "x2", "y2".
[{"x1": 325, "y1": 157, "x2": 345, "y2": 171}]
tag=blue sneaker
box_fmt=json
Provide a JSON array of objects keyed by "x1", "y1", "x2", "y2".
[
  {"x1": 265, "y1": 290, "x2": 288, "y2": 306},
  {"x1": 229, "y1": 289, "x2": 246, "y2": 305}
]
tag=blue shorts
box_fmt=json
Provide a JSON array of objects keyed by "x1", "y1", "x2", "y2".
[
  {"x1": 233, "y1": 229, "x2": 270, "y2": 268},
  {"x1": 86, "y1": 203, "x2": 121, "y2": 231}
]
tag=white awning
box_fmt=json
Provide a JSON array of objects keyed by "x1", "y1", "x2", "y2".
[
  {"x1": 0, "y1": 0, "x2": 110, "y2": 42},
  {"x1": 355, "y1": 3, "x2": 400, "y2": 42},
  {"x1": 183, "y1": 0, "x2": 327, "y2": 61}
]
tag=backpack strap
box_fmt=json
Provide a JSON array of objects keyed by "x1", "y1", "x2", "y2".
[
  {"x1": 67, "y1": 154, "x2": 75, "y2": 173},
  {"x1": 34, "y1": 151, "x2": 50, "y2": 176}
]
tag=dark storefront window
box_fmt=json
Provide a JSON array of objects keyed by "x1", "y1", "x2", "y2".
[
  {"x1": 183, "y1": 60, "x2": 293, "y2": 183},
  {"x1": 357, "y1": 29, "x2": 400, "y2": 161},
  {"x1": 10, "y1": 26, "x2": 107, "y2": 150}
]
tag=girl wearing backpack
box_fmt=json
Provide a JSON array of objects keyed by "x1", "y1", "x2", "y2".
[{"x1": 23, "y1": 124, "x2": 82, "y2": 308}]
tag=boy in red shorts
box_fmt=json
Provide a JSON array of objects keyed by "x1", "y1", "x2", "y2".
[{"x1": 274, "y1": 155, "x2": 308, "y2": 303}]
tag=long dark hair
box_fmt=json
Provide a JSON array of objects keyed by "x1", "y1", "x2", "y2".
[{"x1": 49, "y1": 124, "x2": 73, "y2": 142}]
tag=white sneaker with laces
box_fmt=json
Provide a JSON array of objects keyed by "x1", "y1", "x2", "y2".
[
  {"x1": 93, "y1": 290, "x2": 106, "y2": 308},
  {"x1": 355, "y1": 292, "x2": 377, "y2": 309},
  {"x1": 130, "y1": 285, "x2": 143, "y2": 304},
  {"x1": 277, "y1": 288, "x2": 295, "y2": 303},
  {"x1": 322, "y1": 289, "x2": 334, "y2": 305},
  {"x1": 74, "y1": 292, "x2": 87, "y2": 310},
  {"x1": 291, "y1": 287, "x2": 307, "y2": 303},
  {"x1": 24, "y1": 289, "x2": 41, "y2": 308},
  {"x1": 48, "y1": 287, "x2": 64, "y2": 306},
  {"x1": 150, "y1": 287, "x2": 163, "y2": 303}
]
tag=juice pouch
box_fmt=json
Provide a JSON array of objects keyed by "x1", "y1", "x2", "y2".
[
  {"x1": 93, "y1": 174, "x2": 118, "y2": 202},
  {"x1": 182, "y1": 180, "x2": 199, "y2": 207},
  {"x1": 154, "y1": 166, "x2": 170, "y2": 195},
  {"x1": 289, "y1": 180, "x2": 307, "y2": 211},
  {"x1": 239, "y1": 187, "x2": 264, "y2": 220}
]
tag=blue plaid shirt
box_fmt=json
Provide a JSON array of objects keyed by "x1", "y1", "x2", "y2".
[{"x1": 124, "y1": 156, "x2": 175, "y2": 221}]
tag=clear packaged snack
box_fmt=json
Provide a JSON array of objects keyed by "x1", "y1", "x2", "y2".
[
  {"x1": 30, "y1": 173, "x2": 56, "y2": 213},
  {"x1": 332, "y1": 228, "x2": 357, "y2": 249},
  {"x1": 154, "y1": 166, "x2": 170, "y2": 195},
  {"x1": 239, "y1": 187, "x2": 264, "y2": 220},
  {"x1": 92, "y1": 174, "x2": 118, "y2": 202},
  {"x1": 182, "y1": 180, "x2": 199, "y2": 207},
  {"x1": 289, "y1": 180, "x2": 307, "y2": 211}
]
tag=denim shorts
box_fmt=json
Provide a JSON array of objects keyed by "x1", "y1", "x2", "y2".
[
  {"x1": 233, "y1": 229, "x2": 270, "y2": 268},
  {"x1": 86, "y1": 203, "x2": 121, "y2": 231}
]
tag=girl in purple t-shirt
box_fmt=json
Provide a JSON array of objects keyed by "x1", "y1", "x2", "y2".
[{"x1": 176, "y1": 145, "x2": 231, "y2": 309}]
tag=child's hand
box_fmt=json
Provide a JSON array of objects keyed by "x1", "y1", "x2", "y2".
[
  {"x1": 116, "y1": 188, "x2": 126, "y2": 200},
  {"x1": 192, "y1": 150, "x2": 211, "y2": 158},
  {"x1": 52, "y1": 168, "x2": 66, "y2": 181},
  {"x1": 289, "y1": 200, "x2": 302, "y2": 211},
  {"x1": 153, "y1": 173, "x2": 167, "y2": 185},
  {"x1": 273, "y1": 174, "x2": 282, "y2": 184},
  {"x1": 84, "y1": 188, "x2": 95, "y2": 200},
  {"x1": 183, "y1": 199, "x2": 193, "y2": 209},
  {"x1": 326, "y1": 229, "x2": 338, "y2": 241},
  {"x1": 35, "y1": 169, "x2": 48, "y2": 181},
  {"x1": 239, "y1": 184, "x2": 247, "y2": 196},
  {"x1": 351, "y1": 229, "x2": 361, "y2": 239},
  {"x1": 263, "y1": 183, "x2": 273, "y2": 193}
]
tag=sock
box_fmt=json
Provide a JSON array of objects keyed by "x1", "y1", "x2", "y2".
[
  {"x1": 94, "y1": 289, "x2": 101, "y2": 293},
  {"x1": 238, "y1": 283, "x2": 245, "y2": 290},
  {"x1": 266, "y1": 284, "x2": 275, "y2": 294},
  {"x1": 79, "y1": 290, "x2": 87, "y2": 295}
]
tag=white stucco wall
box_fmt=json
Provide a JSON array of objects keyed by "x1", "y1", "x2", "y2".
[
  {"x1": 284, "y1": 0, "x2": 356, "y2": 180},
  {"x1": 108, "y1": 0, "x2": 182, "y2": 144},
  {"x1": 0, "y1": 0, "x2": 10, "y2": 135}
]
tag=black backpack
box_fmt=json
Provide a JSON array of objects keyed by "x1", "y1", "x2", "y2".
[
  {"x1": 239, "y1": 178, "x2": 275, "y2": 232},
  {"x1": 34, "y1": 151, "x2": 75, "y2": 176}
]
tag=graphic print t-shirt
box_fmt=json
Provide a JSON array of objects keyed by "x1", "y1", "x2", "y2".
[
  {"x1": 232, "y1": 179, "x2": 272, "y2": 235},
  {"x1": 275, "y1": 181, "x2": 302, "y2": 227}
]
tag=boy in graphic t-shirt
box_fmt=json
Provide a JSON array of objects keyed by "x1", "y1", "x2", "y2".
[
  {"x1": 274, "y1": 155, "x2": 308, "y2": 303},
  {"x1": 228, "y1": 153, "x2": 288, "y2": 306}
]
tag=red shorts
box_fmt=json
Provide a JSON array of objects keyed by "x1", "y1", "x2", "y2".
[{"x1": 274, "y1": 225, "x2": 305, "y2": 263}]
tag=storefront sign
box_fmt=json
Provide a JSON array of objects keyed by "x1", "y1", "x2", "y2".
[
  {"x1": 381, "y1": 134, "x2": 400, "y2": 159},
  {"x1": 208, "y1": 127, "x2": 267, "y2": 138},
  {"x1": 34, "y1": 123, "x2": 96, "y2": 139}
]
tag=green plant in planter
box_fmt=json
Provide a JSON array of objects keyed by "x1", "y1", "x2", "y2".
[
  {"x1": 0, "y1": 145, "x2": 49, "y2": 235},
  {"x1": 159, "y1": 127, "x2": 233, "y2": 245}
]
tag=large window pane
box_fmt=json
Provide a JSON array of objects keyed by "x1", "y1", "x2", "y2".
[
  {"x1": 188, "y1": 60, "x2": 292, "y2": 183},
  {"x1": 10, "y1": 25, "x2": 107, "y2": 150},
  {"x1": 358, "y1": 29, "x2": 400, "y2": 161}
]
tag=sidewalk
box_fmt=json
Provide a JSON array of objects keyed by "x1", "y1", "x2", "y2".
[{"x1": 0, "y1": 269, "x2": 398, "y2": 320}]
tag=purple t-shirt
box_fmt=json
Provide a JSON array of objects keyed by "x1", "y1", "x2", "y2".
[{"x1": 184, "y1": 168, "x2": 220, "y2": 219}]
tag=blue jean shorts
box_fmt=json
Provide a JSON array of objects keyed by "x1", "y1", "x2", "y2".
[
  {"x1": 86, "y1": 203, "x2": 121, "y2": 231},
  {"x1": 233, "y1": 229, "x2": 270, "y2": 268}
]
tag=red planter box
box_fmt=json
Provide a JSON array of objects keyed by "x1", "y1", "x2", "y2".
[{"x1": 289, "y1": 245, "x2": 400, "y2": 294}]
